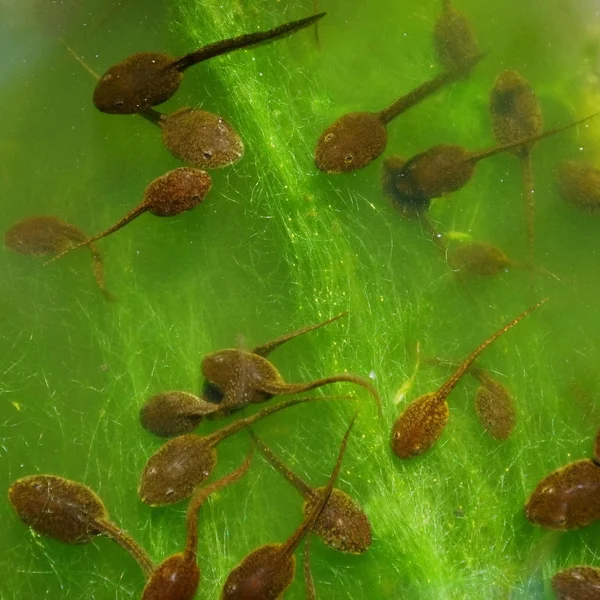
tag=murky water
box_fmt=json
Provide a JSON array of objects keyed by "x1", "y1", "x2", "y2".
[{"x1": 2, "y1": 1, "x2": 600, "y2": 598}]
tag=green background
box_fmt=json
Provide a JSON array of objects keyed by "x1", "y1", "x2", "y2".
[{"x1": 2, "y1": 0, "x2": 600, "y2": 598}]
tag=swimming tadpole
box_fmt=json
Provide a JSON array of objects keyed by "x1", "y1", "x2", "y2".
[
  {"x1": 391, "y1": 299, "x2": 545, "y2": 459},
  {"x1": 557, "y1": 160, "x2": 600, "y2": 214},
  {"x1": 314, "y1": 53, "x2": 484, "y2": 174},
  {"x1": 552, "y1": 566, "x2": 600, "y2": 600},
  {"x1": 93, "y1": 13, "x2": 326, "y2": 114},
  {"x1": 46, "y1": 167, "x2": 212, "y2": 264},
  {"x1": 249, "y1": 429, "x2": 372, "y2": 554},
  {"x1": 220, "y1": 416, "x2": 356, "y2": 600},
  {"x1": 4, "y1": 215, "x2": 114, "y2": 300}
]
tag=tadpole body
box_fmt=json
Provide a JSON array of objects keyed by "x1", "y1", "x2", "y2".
[
  {"x1": 93, "y1": 13, "x2": 326, "y2": 114},
  {"x1": 446, "y1": 241, "x2": 514, "y2": 277},
  {"x1": 249, "y1": 429, "x2": 371, "y2": 554},
  {"x1": 557, "y1": 160, "x2": 600, "y2": 213},
  {"x1": 552, "y1": 566, "x2": 600, "y2": 599},
  {"x1": 314, "y1": 53, "x2": 483, "y2": 173},
  {"x1": 221, "y1": 417, "x2": 356, "y2": 600},
  {"x1": 4, "y1": 215, "x2": 114, "y2": 300},
  {"x1": 47, "y1": 167, "x2": 212, "y2": 264},
  {"x1": 9, "y1": 474, "x2": 153, "y2": 575},
  {"x1": 472, "y1": 369, "x2": 516, "y2": 440},
  {"x1": 140, "y1": 455, "x2": 251, "y2": 600},
  {"x1": 391, "y1": 300, "x2": 545, "y2": 458}
]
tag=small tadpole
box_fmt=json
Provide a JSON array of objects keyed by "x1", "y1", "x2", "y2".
[
  {"x1": 525, "y1": 427, "x2": 600, "y2": 530},
  {"x1": 4, "y1": 215, "x2": 114, "y2": 301},
  {"x1": 92, "y1": 13, "x2": 326, "y2": 114},
  {"x1": 557, "y1": 160, "x2": 600, "y2": 213},
  {"x1": 391, "y1": 300, "x2": 546, "y2": 459},
  {"x1": 140, "y1": 453, "x2": 251, "y2": 600},
  {"x1": 552, "y1": 566, "x2": 600, "y2": 600},
  {"x1": 471, "y1": 368, "x2": 516, "y2": 440},
  {"x1": 138, "y1": 395, "x2": 351, "y2": 506},
  {"x1": 200, "y1": 312, "x2": 382, "y2": 418},
  {"x1": 393, "y1": 112, "x2": 600, "y2": 205},
  {"x1": 314, "y1": 53, "x2": 483, "y2": 173},
  {"x1": 221, "y1": 416, "x2": 356, "y2": 600},
  {"x1": 9, "y1": 474, "x2": 153, "y2": 576},
  {"x1": 249, "y1": 429, "x2": 372, "y2": 554},
  {"x1": 45, "y1": 167, "x2": 212, "y2": 265}
]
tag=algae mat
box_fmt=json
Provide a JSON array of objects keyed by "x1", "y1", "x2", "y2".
[{"x1": 2, "y1": 0, "x2": 600, "y2": 598}]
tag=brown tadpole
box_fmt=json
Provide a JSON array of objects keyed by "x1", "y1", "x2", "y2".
[
  {"x1": 490, "y1": 70, "x2": 543, "y2": 263},
  {"x1": 249, "y1": 429, "x2": 371, "y2": 554},
  {"x1": 8, "y1": 474, "x2": 153, "y2": 575},
  {"x1": 393, "y1": 112, "x2": 599, "y2": 205},
  {"x1": 93, "y1": 13, "x2": 326, "y2": 114},
  {"x1": 201, "y1": 311, "x2": 381, "y2": 418},
  {"x1": 140, "y1": 453, "x2": 251, "y2": 600},
  {"x1": 391, "y1": 299, "x2": 546, "y2": 459},
  {"x1": 525, "y1": 428, "x2": 600, "y2": 530},
  {"x1": 314, "y1": 53, "x2": 484, "y2": 174},
  {"x1": 446, "y1": 241, "x2": 516, "y2": 277},
  {"x1": 433, "y1": 0, "x2": 479, "y2": 73},
  {"x1": 552, "y1": 566, "x2": 600, "y2": 599},
  {"x1": 471, "y1": 368, "x2": 516, "y2": 440},
  {"x1": 138, "y1": 395, "x2": 352, "y2": 506},
  {"x1": 221, "y1": 416, "x2": 356, "y2": 600},
  {"x1": 557, "y1": 160, "x2": 600, "y2": 214},
  {"x1": 140, "y1": 391, "x2": 222, "y2": 438},
  {"x1": 46, "y1": 167, "x2": 212, "y2": 264},
  {"x1": 4, "y1": 215, "x2": 114, "y2": 301}
]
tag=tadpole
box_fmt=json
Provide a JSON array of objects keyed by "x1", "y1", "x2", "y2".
[
  {"x1": 490, "y1": 70, "x2": 543, "y2": 263},
  {"x1": 4, "y1": 215, "x2": 114, "y2": 300},
  {"x1": 140, "y1": 391, "x2": 222, "y2": 438},
  {"x1": 93, "y1": 13, "x2": 326, "y2": 114},
  {"x1": 525, "y1": 428, "x2": 600, "y2": 530},
  {"x1": 557, "y1": 160, "x2": 600, "y2": 214},
  {"x1": 249, "y1": 429, "x2": 371, "y2": 554},
  {"x1": 446, "y1": 241, "x2": 516, "y2": 277},
  {"x1": 552, "y1": 566, "x2": 600, "y2": 599},
  {"x1": 391, "y1": 300, "x2": 545, "y2": 458},
  {"x1": 138, "y1": 395, "x2": 350, "y2": 506},
  {"x1": 393, "y1": 113, "x2": 598, "y2": 205},
  {"x1": 471, "y1": 368, "x2": 516, "y2": 440},
  {"x1": 201, "y1": 311, "x2": 381, "y2": 417},
  {"x1": 314, "y1": 53, "x2": 483, "y2": 173},
  {"x1": 220, "y1": 416, "x2": 356, "y2": 600},
  {"x1": 140, "y1": 454, "x2": 251, "y2": 600},
  {"x1": 304, "y1": 536, "x2": 316, "y2": 600},
  {"x1": 9, "y1": 474, "x2": 153, "y2": 575},
  {"x1": 433, "y1": 0, "x2": 479, "y2": 73},
  {"x1": 46, "y1": 167, "x2": 212, "y2": 264}
]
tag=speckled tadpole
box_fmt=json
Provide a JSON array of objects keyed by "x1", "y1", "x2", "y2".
[
  {"x1": 552, "y1": 566, "x2": 600, "y2": 600},
  {"x1": 221, "y1": 416, "x2": 356, "y2": 600},
  {"x1": 4, "y1": 215, "x2": 114, "y2": 300},
  {"x1": 46, "y1": 167, "x2": 211, "y2": 264},
  {"x1": 9, "y1": 474, "x2": 153, "y2": 575},
  {"x1": 314, "y1": 53, "x2": 483, "y2": 173},
  {"x1": 201, "y1": 312, "x2": 382, "y2": 418},
  {"x1": 557, "y1": 160, "x2": 600, "y2": 213},
  {"x1": 391, "y1": 300, "x2": 545, "y2": 458},
  {"x1": 93, "y1": 13, "x2": 326, "y2": 114},
  {"x1": 138, "y1": 395, "x2": 350, "y2": 506},
  {"x1": 249, "y1": 429, "x2": 372, "y2": 554},
  {"x1": 525, "y1": 428, "x2": 600, "y2": 530},
  {"x1": 140, "y1": 454, "x2": 251, "y2": 600}
]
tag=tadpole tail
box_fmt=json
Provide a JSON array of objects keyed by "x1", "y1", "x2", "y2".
[
  {"x1": 204, "y1": 395, "x2": 353, "y2": 447},
  {"x1": 522, "y1": 153, "x2": 535, "y2": 266},
  {"x1": 251, "y1": 311, "x2": 349, "y2": 357},
  {"x1": 171, "y1": 12, "x2": 327, "y2": 72},
  {"x1": 94, "y1": 519, "x2": 154, "y2": 576},
  {"x1": 304, "y1": 536, "x2": 316, "y2": 600},
  {"x1": 280, "y1": 415, "x2": 357, "y2": 556},
  {"x1": 44, "y1": 205, "x2": 147, "y2": 266},
  {"x1": 184, "y1": 451, "x2": 252, "y2": 560},
  {"x1": 313, "y1": 0, "x2": 322, "y2": 51},
  {"x1": 470, "y1": 112, "x2": 600, "y2": 163},
  {"x1": 436, "y1": 299, "x2": 547, "y2": 401},
  {"x1": 87, "y1": 242, "x2": 116, "y2": 302},
  {"x1": 378, "y1": 52, "x2": 484, "y2": 124}
]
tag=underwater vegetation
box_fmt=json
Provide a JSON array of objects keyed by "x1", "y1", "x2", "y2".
[{"x1": 4, "y1": 0, "x2": 600, "y2": 598}]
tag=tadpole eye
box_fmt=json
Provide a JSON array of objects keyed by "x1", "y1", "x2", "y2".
[
  {"x1": 203, "y1": 150, "x2": 213, "y2": 160},
  {"x1": 324, "y1": 133, "x2": 334, "y2": 143},
  {"x1": 115, "y1": 100, "x2": 125, "y2": 108},
  {"x1": 344, "y1": 154, "x2": 354, "y2": 164}
]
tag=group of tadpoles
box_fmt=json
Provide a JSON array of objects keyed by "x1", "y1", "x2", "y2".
[{"x1": 5, "y1": 2, "x2": 600, "y2": 598}]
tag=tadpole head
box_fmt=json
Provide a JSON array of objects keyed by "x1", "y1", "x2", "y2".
[
  {"x1": 138, "y1": 435, "x2": 217, "y2": 506},
  {"x1": 315, "y1": 112, "x2": 387, "y2": 173},
  {"x1": 141, "y1": 554, "x2": 200, "y2": 600},
  {"x1": 201, "y1": 350, "x2": 244, "y2": 391},
  {"x1": 93, "y1": 52, "x2": 181, "y2": 114},
  {"x1": 143, "y1": 167, "x2": 212, "y2": 217}
]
